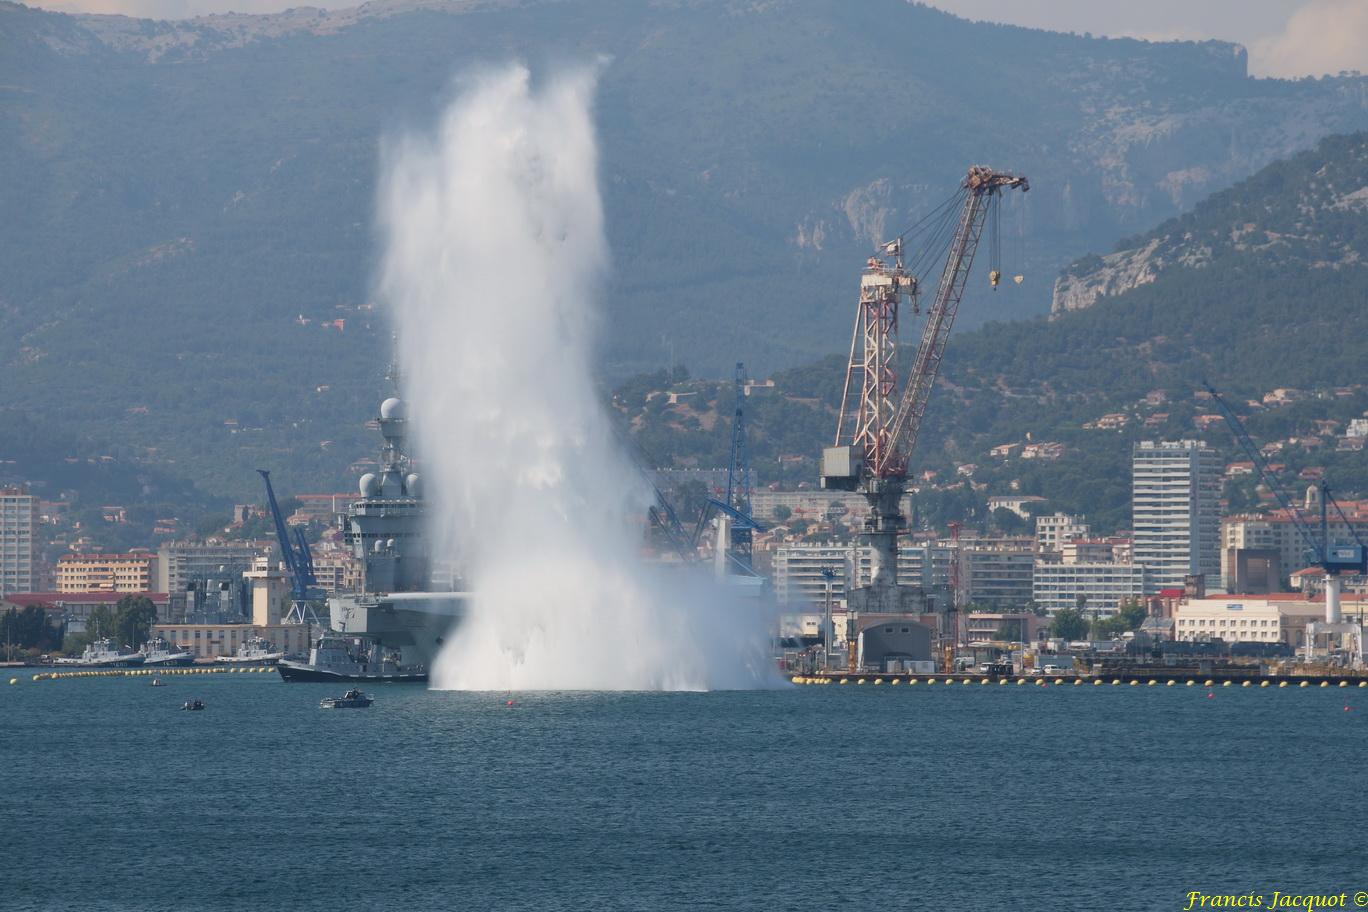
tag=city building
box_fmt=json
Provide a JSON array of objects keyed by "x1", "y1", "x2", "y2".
[
  {"x1": 55, "y1": 552, "x2": 157, "y2": 594},
  {"x1": 243, "y1": 567, "x2": 291, "y2": 626},
  {"x1": 155, "y1": 541, "x2": 266, "y2": 594},
  {"x1": 1222, "y1": 507, "x2": 1368, "y2": 591},
  {"x1": 750, "y1": 489, "x2": 913, "y2": 525},
  {"x1": 1170, "y1": 595, "x2": 1357, "y2": 648},
  {"x1": 1033, "y1": 561, "x2": 1147, "y2": 616},
  {"x1": 986, "y1": 495, "x2": 1046, "y2": 520},
  {"x1": 310, "y1": 548, "x2": 363, "y2": 594},
  {"x1": 960, "y1": 612, "x2": 1047, "y2": 643},
  {"x1": 1035, "y1": 512, "x2": 1089, "y2": 554},
  {"x1": 1132, "y1": 440, "x2": 1221, "y2": 592},
  {"x1": 1059, "y1": 539, "x2": 1119, "y2": 565},
  {"x1": 289, "y1": 493, "x2": 362, "y2": 524},
  {"x1": 152, "y1": 622, "x2": 311, "y2": 659},
  {"x1": 0, "y1": 487, "x2": 38, "y2": 597},
  {"x1": 957, "y1": 537, "x2": 1036, "y2": 611},
  {"x1": 769, "y1": 543, "x2": 950, "y2": 608},
  {"x1": 2, "y1": 591, "x2": 173, "y2": 624}
]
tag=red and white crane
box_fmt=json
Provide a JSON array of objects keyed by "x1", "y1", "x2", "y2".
[{"x1": 821, "y1": 166, "x2": 1028, "y2": 614}]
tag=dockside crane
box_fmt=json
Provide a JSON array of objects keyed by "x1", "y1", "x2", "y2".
[
  {"x1": 724, "y1": 362, "x2": 755, "y2": 564},
  {"x1": 257, "y1": 469, "x2": 324, "y2": 625},
  {"x1": 821, "y1": 165, "x2": 1028, "y2": 616},
  {"x1": 1206, "y1": 383, "x2": 1365, "y2": 666},
  {"x1": 699, "y1": 361, "x2": 765, "y2": 576},
  {"x1": 643, "y1": 364, "x2": 766, "y2": 575}
]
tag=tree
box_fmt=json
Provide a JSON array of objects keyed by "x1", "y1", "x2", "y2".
[
  {"x1": 114, "y1": 595, "x2": 159, "y2": 649},
  {"x1": 86, "y1": 605, "x2": 116, "y2": 640},
  {"x1": 3, "y1": 604, "x2": 62, "y2": 656},
  {"x1": 772, "y1": 505, "x2": 792, "y2": 523},
  {"x1": 1116, "y1": 599, "x2": 1148, "y2": 631},
  {"x1": 1093, "y1": 615, "x2": 1129, "y2": 639},
  {"x1": 1050, "y1": 607, "x2": 1089, "y2": 641},
  {"x1": 993, "y1": 620, "x2": 1026, "y2": 643},
  {"x1": 990, "y1": 507, "x2": 1025, "y2": 534}
]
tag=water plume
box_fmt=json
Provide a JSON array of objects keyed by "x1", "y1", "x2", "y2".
[{"x1": 376, "y1": 63, "x2": 777, "y2": 691}]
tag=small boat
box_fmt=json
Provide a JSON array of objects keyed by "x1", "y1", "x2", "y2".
[
  {"x1": 216, "y1": 635, "x2": 286, "y2": 666},
  {"x1": 319, "y1": 688, "x2": 373, "y2": 709},
  {"x1": 55, "y1": 637, "x2": 146, "y2": 668},
  {"x1": 181, "y1": 699, "x2": 205, "y2": 711},
  {"x1": 140, "y1": 635, "x2": 195, "y2": 667},
  {"x1": 151, "y1": 678, "x2": 165, "y2": 687}
]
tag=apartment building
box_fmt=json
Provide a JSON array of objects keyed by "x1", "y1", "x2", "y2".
[
  {"x1": 0, "y1": 487, "x2": 38, "y2": 597},
  {"x1": 55, "y1": 552, "x2": 157, "y2": 593},
  {"x1": 1132, "y1": 440, "x2": 1221, "y2": 592}
]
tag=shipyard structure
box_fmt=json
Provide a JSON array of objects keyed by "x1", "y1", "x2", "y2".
[{"x1": 277, "y1": 396, "x2": 468, "y2": 682}]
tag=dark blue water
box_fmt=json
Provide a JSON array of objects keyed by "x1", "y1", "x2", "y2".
[{"x1": 4, "y1": 674, "x2": 1365, "y2": 911}]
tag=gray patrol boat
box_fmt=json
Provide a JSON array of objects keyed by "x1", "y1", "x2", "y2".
[{"x1": 278, "y1": 394, "x2": 468, "y2": 683}]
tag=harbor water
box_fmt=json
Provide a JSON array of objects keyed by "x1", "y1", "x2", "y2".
[{"x1": 3, "y1": 675, "x2": 1364, "y2": 911}]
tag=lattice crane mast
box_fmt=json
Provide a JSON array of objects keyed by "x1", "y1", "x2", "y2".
[{"x1": 821, "y1": 166, "x2": 1028, "y2": 614}]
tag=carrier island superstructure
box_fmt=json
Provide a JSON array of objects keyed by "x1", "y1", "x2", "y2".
[{"x1": 278, "y1": 395, "x2": 468, "y2": 682}]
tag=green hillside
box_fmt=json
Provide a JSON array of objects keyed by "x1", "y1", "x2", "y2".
[
  {"x1": 4, "y1": 0, "x2": 1368, "y2": 499},
  {"x1": 624, "y1": 133, "x2": 1368, "y2": 533}
]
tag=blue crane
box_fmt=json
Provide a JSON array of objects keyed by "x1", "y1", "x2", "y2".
[
  {"x1": 257, "y1": 469, "x2": 323, "y2": 624},
  {"x1": 1205, "y1": 383, "x2": 1365, "y2": 575},
  {"x1": 683, "y1": 363, "x2": 766, "y2": 576}
]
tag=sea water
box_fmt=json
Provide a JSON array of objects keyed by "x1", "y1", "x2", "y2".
[{"x1": 3, "y1": 675, "x2": 1365, "y2": 911}]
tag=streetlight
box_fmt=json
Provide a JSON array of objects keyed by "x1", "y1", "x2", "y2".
[{"x1": 820, "y1": 568, "x2": 835, "y2": 671}]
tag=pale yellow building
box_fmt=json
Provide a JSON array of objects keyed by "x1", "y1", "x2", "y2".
[
  {"x1": 153, "y1": 623, "x2": 311, "y2": 659},
  {"x1": 55, "y1": 552, "x2": 158, "y2": 593},
  {"x1": 310, "y1": 549, "x2": 362, "y2": 593},
  {"x1": 244, "y1": 567, "x2": 290, "y2": 626},
  {"x1": 1171, "y1": 595, "x2": 1358, "y2": 648}
]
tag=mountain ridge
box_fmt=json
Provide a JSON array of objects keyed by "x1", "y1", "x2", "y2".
[{"x1": 4, "y1": 0, "x2": 1368, "y2": 501}]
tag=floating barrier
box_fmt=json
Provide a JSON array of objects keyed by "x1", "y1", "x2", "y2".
[
  {"x1": 29, "y1": 665, "x2": 275, "y2": 682},
  {"x1": 783, "y1": 672, "x2": 1368, "y2": 689}
]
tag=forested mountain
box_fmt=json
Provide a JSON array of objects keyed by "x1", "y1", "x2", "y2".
[
  {"x1": 4, "y1": 0, "x2": 1368, "y2": 500},
  {"x1": 622, "y1": 133, "x2": 1368, "y2": 533}
]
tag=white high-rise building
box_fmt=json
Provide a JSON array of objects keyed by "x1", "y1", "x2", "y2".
[
  {"x1": 770, "y1": 543, "x2": 949, "y2": 608},
  {"x1": 0, "y1": 487, "x2": 38, "y2": 597},
  {"x1": 1132, "y1": 440, "x2": 1221, "y2": 593}
]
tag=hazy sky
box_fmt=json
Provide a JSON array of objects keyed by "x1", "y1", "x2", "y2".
[{"x1": 20, "y1": 0, "x2": 1368, "y2": 78}]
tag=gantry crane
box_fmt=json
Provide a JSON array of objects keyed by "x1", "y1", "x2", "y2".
[
  {"x1": 1206, "y1": 383, "x2": 1365, "y2": 666},
  {"x1": 258, "y1": 469, "x2": 325, "y2": 625},
  {"x1": 644, "y1": 363, "x2": 764, "y2": 575},
  {"x1": 821, "y1": 166, "x2": 1028, "y2": 615}
]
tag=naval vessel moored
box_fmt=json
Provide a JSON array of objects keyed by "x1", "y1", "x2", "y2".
[{"x1": 278, "y1": 394, "x2": 467, "y2": 683}]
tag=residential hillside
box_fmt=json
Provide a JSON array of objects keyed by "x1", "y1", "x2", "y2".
[
  {"x1": 4, "y1": 0, "x2": 1368, "y2": 498},
  {"x1": 624, "y1": 133, "x2": 1368, "y2": 533}
]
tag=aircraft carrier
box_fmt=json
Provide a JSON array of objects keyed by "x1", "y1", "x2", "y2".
[{"x1": 278, "y1": 394, "x2": 468, "y2": 683}]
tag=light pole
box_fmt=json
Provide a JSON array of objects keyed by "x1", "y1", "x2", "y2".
[{"x1": 820, "y1": 568, "x2": 835, "y2": 671}]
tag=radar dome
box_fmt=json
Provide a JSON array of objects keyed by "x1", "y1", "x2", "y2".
[
  {"x1": 359, "y1": 473, "x2": 381, "y2": 497},
  {"x1": 405, "y1": 473, "x2": 421, "y2": 498},
  {"x1": 380, "y1": 397, "x2": 405, "y2": 420}
]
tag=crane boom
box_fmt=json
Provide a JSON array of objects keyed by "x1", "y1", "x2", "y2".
[
  {"x1": 820, "y1": 164, "x2": 1028, "y2": 622},
  {"x1": 883, "y1": 167, "x2": 1027, "y2": 476},
  {"x1": 257, "y1": 469, "x2": 322, "y2": 625}
]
